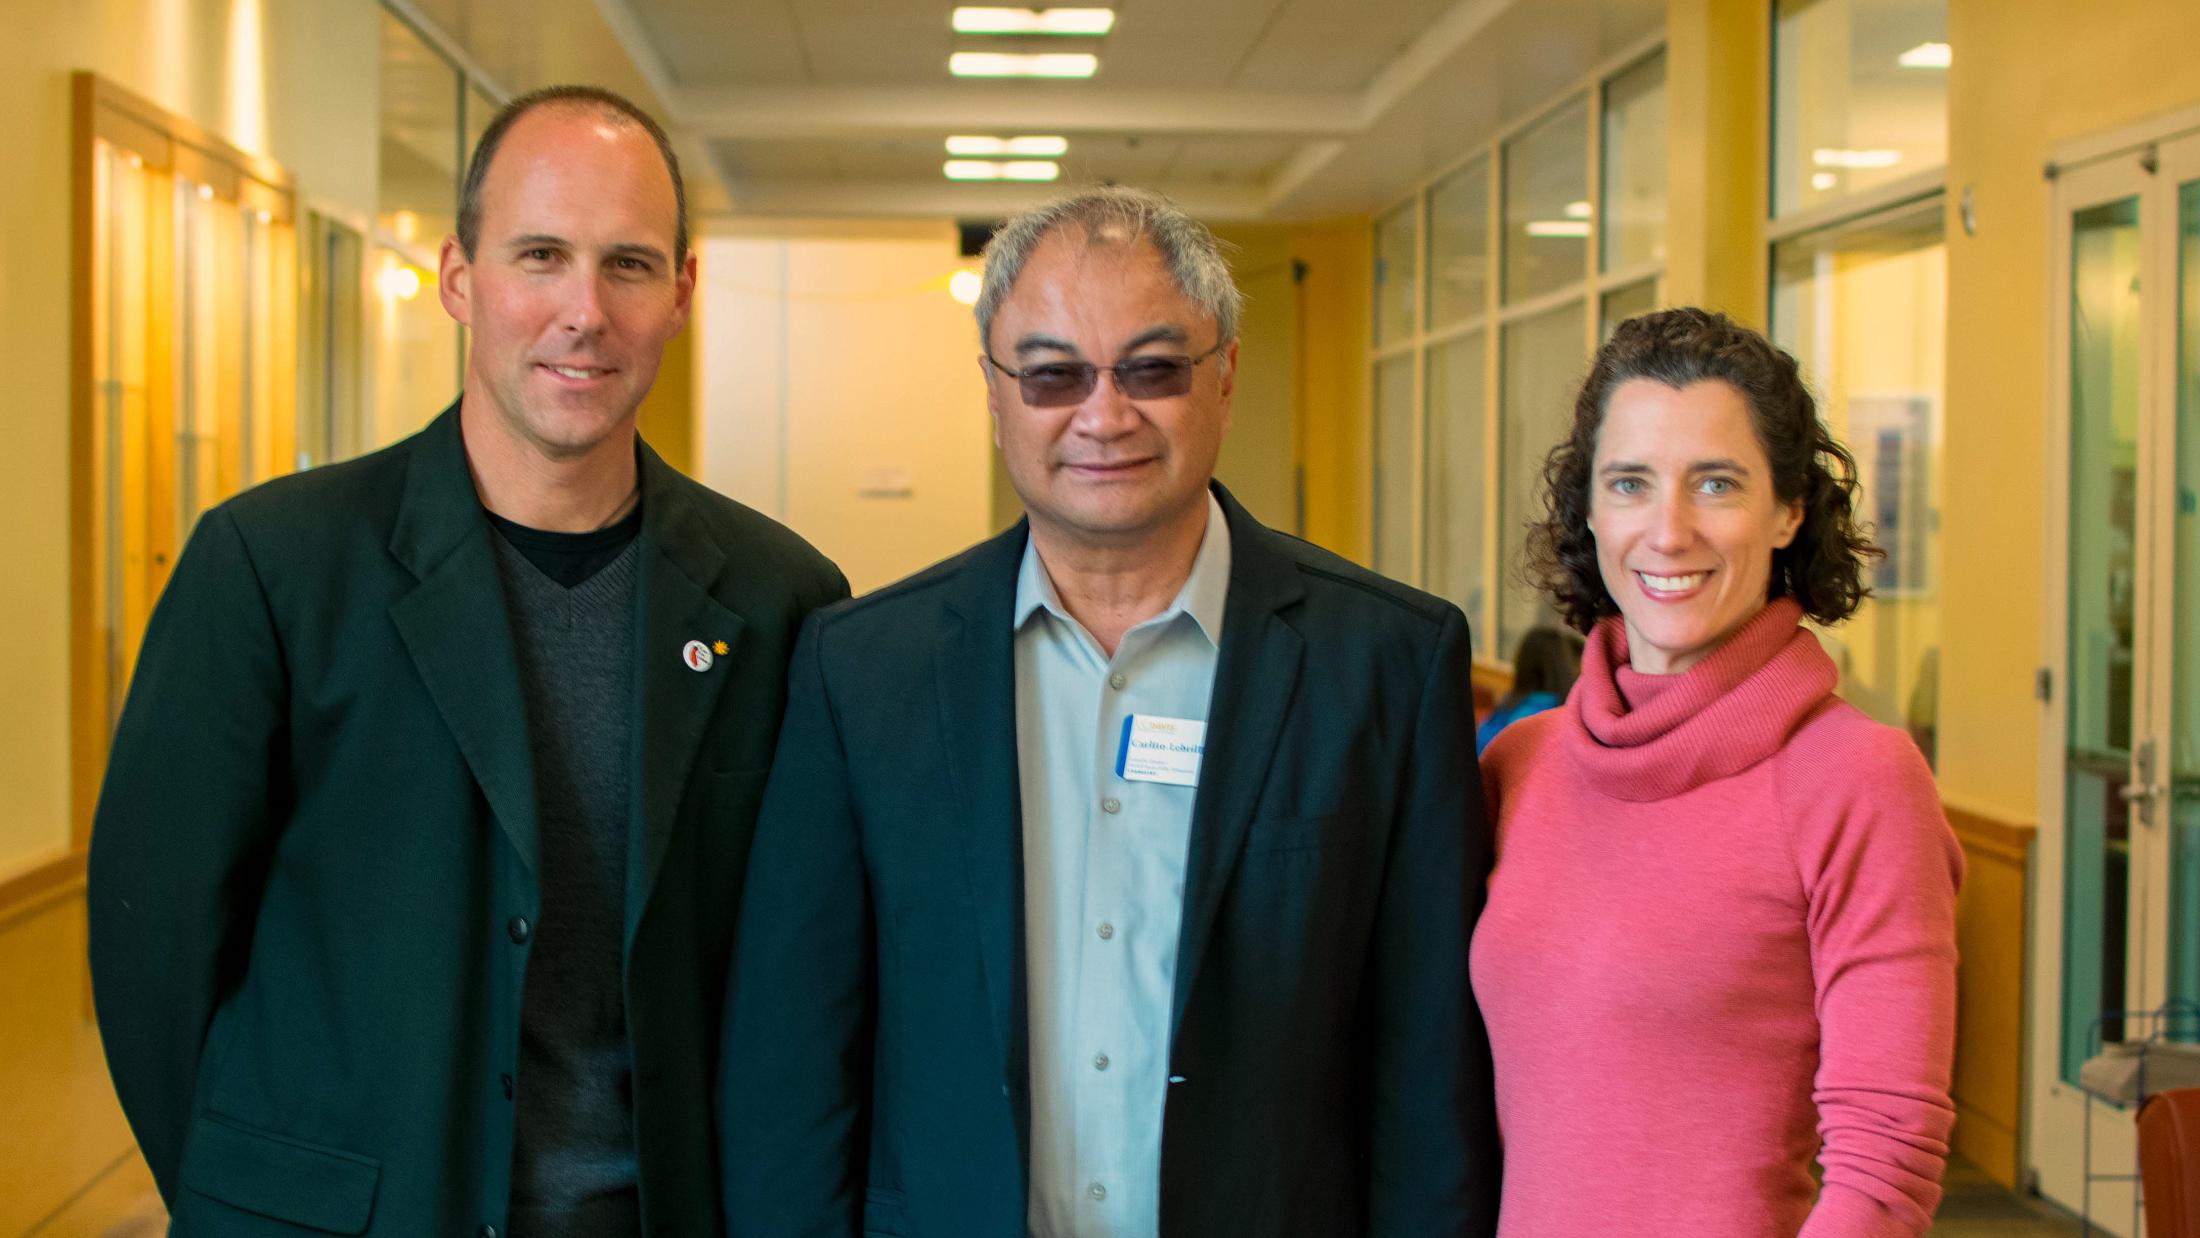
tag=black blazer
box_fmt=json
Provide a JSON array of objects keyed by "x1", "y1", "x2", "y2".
[
  {"x1": 87, "y1": 405, "x2": 846, "y2": 1237},
  {"x1": 720, "y1": 486, "x2": 1499, "y2": 1238}
]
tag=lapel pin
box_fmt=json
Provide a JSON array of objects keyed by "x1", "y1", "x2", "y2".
[
  {"x1": 713, "y1": 639, "x2": 729, "y2": 655},
  {"x1": 682, "y1": 639, "x2": 715, "y2": 672}
]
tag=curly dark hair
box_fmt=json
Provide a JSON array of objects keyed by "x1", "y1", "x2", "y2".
[{"x1": 1521, "y1": 307, "x2": 1880, "y2": 634}]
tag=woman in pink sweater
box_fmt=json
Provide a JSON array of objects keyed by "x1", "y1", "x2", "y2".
[{"x1": 1472, "y1": 308, "x2": 1963, "y2": 1237}]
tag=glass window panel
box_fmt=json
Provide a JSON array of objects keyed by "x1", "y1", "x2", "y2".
[
  {"x1": 379, "y1": 11, "x2": 462, "y2": 250},
  {"x1": 1427, "y1": 156, "x2": 1490, "y2": 331},
  {"x1": 175, "y1": 178, "x2": 231, "y2": 530},
  {"x1": 1599, "y1": 278, "x2": 1659, "y2": 343},
  {"x1": 302, "y1": 215, "x2": 365, "y2": 468},
  {"x1": 1503, "y1": 95, "x2": 1590, "y2": 305},
  {"x1": 1375, "y1": 202, "x2": 1418, "y2": 348},
  {"x1": 2047, "y1": 197, "x2": 2141, "y2": 1081},
  {"x1": 1771, "y1": 203, "x2": 1945, "y2": 761},
  {"x1": 1424, "y1": 333, "x2": 1488, "y2": 634},
  {"x1": 2172, "y1": 178, "x2": 2200, "y2": 1020},
  {"x1": 1373, "y1": 354, "x2": 1417, "y2": 581},
  {"x1": 93, "y1": 141, "x2": 159, "y2": 725},
  {"x1": 1497, "y1": 302, "x2": 1586, "y2": 657},
  {"x1": 1600, "y1": 51, "x2": 1667, "y2": 273},
  {"x1": 1773, "y1": 0, "x2": 1948, "y2": 216}
]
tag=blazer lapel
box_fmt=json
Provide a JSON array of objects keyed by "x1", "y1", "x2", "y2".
[
  {"x1": 1171, "y1": 486, "x2": 1306, "y2": 1037},
  {"x1": 932, "y1": 525, "x2": 1030, "y2": 1098},
  {"x1": 628, "y1": 446, "x2": 743, "y2": 948},
  {"x1": 387, "y1": 405, "x2": 541, "y2": 875}
]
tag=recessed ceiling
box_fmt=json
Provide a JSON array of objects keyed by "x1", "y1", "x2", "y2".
[{"x1": 404, "y1": 0, "x2": 1665, "y2": 222}]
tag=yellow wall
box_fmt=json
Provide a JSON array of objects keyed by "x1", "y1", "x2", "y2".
[
  {"x1": 1277, "y1": 221, "x2": 1373, "y2": 563},
  {"x1": 693, "y1": 226, "x2": 994, "y2": 595},
  {"x1": 1203, "y1": 224, "x2": 1303, "y2": 534},
  {"x1": 1936, "y1": 0, "x2": 2200, "y2": 821},
  {"x1": 638, "y1": 320, "x2": 696, "y2": 475},
  {"x1": 0, "y1": 0, "x2": 379, "y2": 879},
  {"x1": 1663, "y1": 0, "x2": 1768, "y2": 326}
]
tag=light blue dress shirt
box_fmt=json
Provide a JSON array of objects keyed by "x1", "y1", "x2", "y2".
[{"x1": 1014, "y1": 493, "x2": 1230, "y2": 1238}]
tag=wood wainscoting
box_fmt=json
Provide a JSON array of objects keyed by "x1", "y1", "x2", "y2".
[{"x1": 1945, "y1": 801, "x2": 2034, "y2": 1190}]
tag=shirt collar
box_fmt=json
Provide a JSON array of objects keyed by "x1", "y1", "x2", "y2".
[{"x1": 1013, "y1": 490, "x2": 1231, "y2": 648}]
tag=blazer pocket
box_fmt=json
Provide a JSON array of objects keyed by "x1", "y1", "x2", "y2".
[
  {"x1": 707, "y1": 766, "x2": 772, "y2": 810},
  {"x1": 1243, "y1": 812, "x2": 1351, "y2": 855},
  {"x1": 862, "y1": 1185, "x2": 908, "y2": 1237},
  {"x1": 179, "y1": 1113, "x2": 381, "y2": 1234}
]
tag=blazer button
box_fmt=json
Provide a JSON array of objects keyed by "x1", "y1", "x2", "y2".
[
  {"x1": 508, "y1": 916, "x2": 531, "y2": 944},
  {"x1": 478, "y1": 1226, "x2": 499, "y2": 1238},
  {"x1": 500, "y1": 1073, "x2": 514, "y2": 1100}
]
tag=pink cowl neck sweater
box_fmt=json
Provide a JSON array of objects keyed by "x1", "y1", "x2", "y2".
[{"x1": 1471, "y1": 599, "x2": 1963, "y2": 1237}]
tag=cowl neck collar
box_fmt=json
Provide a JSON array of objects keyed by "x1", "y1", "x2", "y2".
[{"x1": 1561, "y1": 598, "x2": 1838, "y2": 802}]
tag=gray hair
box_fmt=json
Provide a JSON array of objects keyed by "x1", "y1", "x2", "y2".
[{"x1": 976, "y1": 186, "x2": 1243, "y2": 349}]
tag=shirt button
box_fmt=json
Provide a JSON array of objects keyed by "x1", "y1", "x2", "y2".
[
  {"x1": 507, "y1": 916, "x2": 531, "y2": 944},
  {"x1": 1108, "y1": 672, "x2": 1127, "y2": 690},
  {"x1": 1101, "y1": 797, "x2": 1120, "y2": 814},
  {"x1": 1088, "y1": 1182, "x2": 1107, "y2": 1201},
  {"x1": 1096, "y1": 921, "x2": 1114, "y2": 940},
  {"x1": 1093, "y1": 1052, "x2": 1110, "y2": 1071}
]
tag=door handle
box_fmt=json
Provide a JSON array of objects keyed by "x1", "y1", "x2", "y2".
[{"x1": 2122, "y1": 739, "x2": 2163, "y2": 825}]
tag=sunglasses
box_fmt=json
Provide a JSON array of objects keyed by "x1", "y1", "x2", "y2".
[{"x1": 986, "y1": 339, "x2": 1227, "y2": 408}]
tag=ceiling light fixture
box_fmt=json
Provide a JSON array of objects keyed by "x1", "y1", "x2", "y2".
[
  {"x1": 1563, "y1": 200, "x2": 1593, "y2": 220},
  {"x1": 951, "y1": 7, "x2": 1115, "y2": 36},
  {"x1": 1812, "y1": 147, "x2": 1903, "y2": 168},
  {"x1": 1897, "y1": 41, "x2": 1951, "y2": 68},
  {"x1": 376, "y1": 260, "x2": 423, "y2": 302},
  {"x1": 1811, "y1": 172, "x2": 1839, "y2": 191},
  {"x1": 1525, "y1": 221, "x2": 1591, "y2": 239},
  {"x1": 946, "y1": 135, "x2": 1071, "y2": 157},
  {"x1": 949, "y1": 52, "x2": 1099, "y2": 77},
  {"x1": 949, "y1": 270, "x2": 983, "y2": 304},
  {"x1": 944, "y1": 160, "x2": 1062, "y2": 181}
]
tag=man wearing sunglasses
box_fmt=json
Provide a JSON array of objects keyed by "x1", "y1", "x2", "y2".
[{"x1": 721, "y1": 186, "x2": 1498, "y2": 1237}]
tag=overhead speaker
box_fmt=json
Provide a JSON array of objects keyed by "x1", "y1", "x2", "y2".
[{"x1": 958, "y1": 219, "x2": 1004, "y2": 258}]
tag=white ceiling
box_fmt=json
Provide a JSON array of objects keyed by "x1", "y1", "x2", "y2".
[{"x1": 402, "y1": 0, "x2": 1666, "y2": 222}]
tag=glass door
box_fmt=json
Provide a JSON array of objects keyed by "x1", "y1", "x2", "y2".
[
  {"x1": 2156, "y1": 142, "x2": 2191, "y2": 1029},
  {"x1": 2034, "y1": 129, "x2": 2200, "y2": 1234}
]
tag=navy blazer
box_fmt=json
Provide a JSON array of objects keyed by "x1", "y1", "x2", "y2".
[{"x1": 721, "y1": 485, "x2": 1499, "y2": 1238}]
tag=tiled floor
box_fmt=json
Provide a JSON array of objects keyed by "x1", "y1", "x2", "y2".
[{"x1": 1928, "y1": 1158, "x2": 2087, "y2": 1236}]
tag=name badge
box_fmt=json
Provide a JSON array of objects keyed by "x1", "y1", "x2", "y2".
[{"x1": 1115, "y1": 714, "x2": 1207, "y2": 788}]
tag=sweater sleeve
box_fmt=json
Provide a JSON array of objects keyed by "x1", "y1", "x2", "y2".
[{"x1": 1786, "y1": 719, "x2": 1965, "y2": 1238}]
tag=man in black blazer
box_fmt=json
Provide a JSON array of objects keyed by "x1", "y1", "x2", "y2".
[
  {"x1": 721, "y1": 187, "x2": 1498, "y2": 1237},
  {"x1": 88, "y1": 87, "x2": 844, "y2": 1237}
]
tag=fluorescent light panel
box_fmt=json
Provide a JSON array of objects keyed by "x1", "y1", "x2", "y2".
[
  {"x1": 946, "y1": 135, "x2": 1070, "y2": 157},
  {"x1": 952, "y1": 7, "x2": 1115, "y2": 35},
  {"x1": 1525, "y1": 221, "x2": 1591, "y2": 238},
  {"x1": 950, "y1": 52, "x2": 1098, "y2": 77},
  {"x1": 1898, "y1": 41, "x2": 1951, "y2": 68},
  {"x1": 943, "y1": 160, "x2": 1062, "y2": 181},
  {"x1": 1812, "y1": 147, "x2": 1902, "y2": 168}
]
